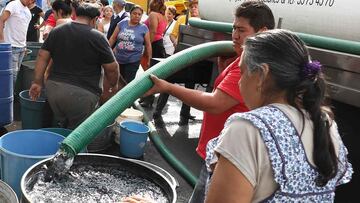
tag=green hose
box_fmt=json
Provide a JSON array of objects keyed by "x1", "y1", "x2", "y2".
[
  {"x1": 188, "y1": 18, "x2": 360, "y2": 56},
  {"x1": 135, "y1": 102, "x2": 197, "y2": 187},
  {"x1": 60, "y1": 41, "x2": 235, "y2": 156}
]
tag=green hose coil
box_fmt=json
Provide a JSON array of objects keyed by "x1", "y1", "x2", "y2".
[
  {"x1": 188, "y1": 18, "x2": 360, "y2": 56},
  {"x1": 60, "y1": 41, "x2": 235, "y2": 156}
]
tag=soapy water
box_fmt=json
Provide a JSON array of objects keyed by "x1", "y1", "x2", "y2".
[{"x1": 26, "y1": 163, "x2": 169, "y2": 203}]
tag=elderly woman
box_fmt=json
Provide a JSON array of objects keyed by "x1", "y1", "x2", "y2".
[
  {"x1": 204, "y1": 29, "x2": 353, "y2": 202},
  {"x1": 109, "y1": 5, "x2": 152, "y2": 83}
]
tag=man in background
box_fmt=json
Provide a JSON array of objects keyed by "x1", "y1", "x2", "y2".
[
  {"x1": 106, "y1": 0, "x2": 128, "y2": 40},
  {"x1": 29, "y1": 3, "x2": 123, "y2": 129},
  {"x1": 0, "y1": 0, "x2": 33, "y2": 87}
]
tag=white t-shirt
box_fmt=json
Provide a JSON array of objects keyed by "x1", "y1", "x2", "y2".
[
  {"x1": 214, "y1": 103, "x2": 341, "y2": 202},
  {"x1": 163, "y1": 19, "x2": 176, "y2": 55},
  {"x1": 4, "y1": 0, "x2": 31, "y2": 47}
]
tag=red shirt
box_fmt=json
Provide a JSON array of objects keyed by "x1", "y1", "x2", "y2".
[
  {"x1": 46, "y1": 13, "x2": 56, "y2": 27},
  {"x1": 196, "y1": 56, "x2": 249, "y2": 159}
]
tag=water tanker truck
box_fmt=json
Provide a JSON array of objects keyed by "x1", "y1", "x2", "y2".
[{"x1": 176, "y1": 0, "x2": 360, "y2": 108}]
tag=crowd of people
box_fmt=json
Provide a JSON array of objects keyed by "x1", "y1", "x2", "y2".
[{"x1": 0, "y1": 0, "x2": 353, "y2": 202}]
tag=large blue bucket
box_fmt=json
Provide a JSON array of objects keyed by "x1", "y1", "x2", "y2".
[
  {"x1": 19, "y1": 90, "x2": 46, "y2": 129},
  {"x1": 0, "y1": 43, "x2": 13, "y2": 127},
  {"x1": 41, "y1": 128, "x2": 88, "y2": 153},
  {"x1": 0, "y1": 130, "x2": 64, "y2": 197},
  {"x1": 41, "y1": 128, "x2": 72, "y2": 137},
  {"x1": 119, "y1": 121, "x2": 150, "y2": 158}
]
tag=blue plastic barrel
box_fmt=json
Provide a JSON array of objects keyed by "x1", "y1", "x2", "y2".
[
  {"x1": 0, "y1": 43, "x2": 11, "y2": 69},
  {"x1": 0, "y1": 43, "x2": 13, "y2": 127},
  {"x1": 0, "y1": 130, "x2": 64, "y2": 197},
  {"x1": 0, "y1": 97, "x2": 13, "y2": 127},
  {"x1": 119, "y1": 121, "x2": 149, "y2": 158},
  {"x1": 19, "y1": 90, "x2": 46, "y2": 129},
  {"x1": 0, "y1": 69, "x2": 13, "y2": 98}
]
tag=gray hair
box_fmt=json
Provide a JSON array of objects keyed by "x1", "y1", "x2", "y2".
[{"x1": 243, "y1": 29, "x2": 308, "y2": 89}]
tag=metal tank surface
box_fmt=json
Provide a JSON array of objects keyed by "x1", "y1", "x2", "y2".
[
  {"x1": 199, "y1": 0, "x2": 360, "y2": 41},
  {"x1": 176, "y1": 0, "x2": 360, "y2": 108}
]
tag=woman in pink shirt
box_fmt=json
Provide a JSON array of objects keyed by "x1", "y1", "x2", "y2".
[{"x1": 140, "y1": 0, "x2": 167, "y2": 107}]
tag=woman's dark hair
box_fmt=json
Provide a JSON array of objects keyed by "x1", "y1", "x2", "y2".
[
  {"x1": 167, "y1": 5, "x2": 177, "y2": 16},
  {"x1": 52, "y1": 0, "x2": 72, "y2": 17},
  {"x1": 76, "y1": 2, "x2": 101, "y2": 19},
  {"x1": 129, "y1": 5, "x2": 143, "y2": 14},
  {"x1": 100, "y1": 0, "x2": 109, "y2": 6},
  {"x1": 149, "y1": 0, "x2": 166, "y2": 15},
  {"x1": 71, "y1": 0, "x2": 81, "y2": 11},
  {"x1": 243, "y1": 29, "x2": 337, "y2": 186},
  {"x1": 235, "y1": 0, "x2": 275, "y2": 31}
]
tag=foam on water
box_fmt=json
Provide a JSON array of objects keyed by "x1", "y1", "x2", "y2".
[{"x1": 26, "y1": 165, "x2": 169, "y2": 203}]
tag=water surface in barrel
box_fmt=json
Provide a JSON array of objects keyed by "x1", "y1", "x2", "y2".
[{"x1": 26, "y1": 164, "x2": 169, "y2": 202}]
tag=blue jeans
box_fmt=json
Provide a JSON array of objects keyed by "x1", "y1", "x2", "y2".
[{"x1": 11, "y1": 46, "x2": 26, "y2": 87}]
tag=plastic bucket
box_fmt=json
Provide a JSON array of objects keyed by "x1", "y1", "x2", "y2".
[
  {"x1": 0, "y1": 43, "x2": 13, "y2": 127},
  {"x1": 0, "y1": 130, "x2": 64, "y2": 197},
  {"x1": 87, "y1": 123, "x2": 115, "y2": 152},
  {"x1": 0, "y1": 43, "x2": 11, "y2": 70},
  {"x1": 0, "y1": 69, "x2": 12, "y2": 98},
  {"x1": 115, "y1": 108, "x2": 143, "y2": 144},
  {"x1": 26, "y1": 42, "x2": 42, "y2": 61},
  {"x1": 41, "y1": 128, "x2": 72, "y2": 137},
  {"x1": 19, "y1": 90, "x2": 46, "y2": 129},
  {"x1": 41, "y1": 128, "x2": 87, "y2": 153},
  {"x1": 119, "y1": 120, "x2": 149, "y2": 158},
  {"x1": 0, "y1": 97, "x2": 13, "y2": 127},
  {"x1": 0, "y1": 180, "x2": 18, "y2": 203},
  {"x1": 21, "y1": 61, "x2": 35, "y2": 90},
  {"x1": 22, "y1": 49, "x2": 32, "y2": 62}
]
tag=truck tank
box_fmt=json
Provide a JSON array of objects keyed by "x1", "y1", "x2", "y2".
[
  {"x1": 174, "y1": 0, "x2": 359, "y2": 107},
  {"x1": 199, "y1": 0, "x2": 360, "y2": 42}
]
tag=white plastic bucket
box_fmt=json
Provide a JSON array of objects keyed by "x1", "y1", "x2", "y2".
[{"x1": 115, "y1": 108, "x2": 143, "y2": 144}]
